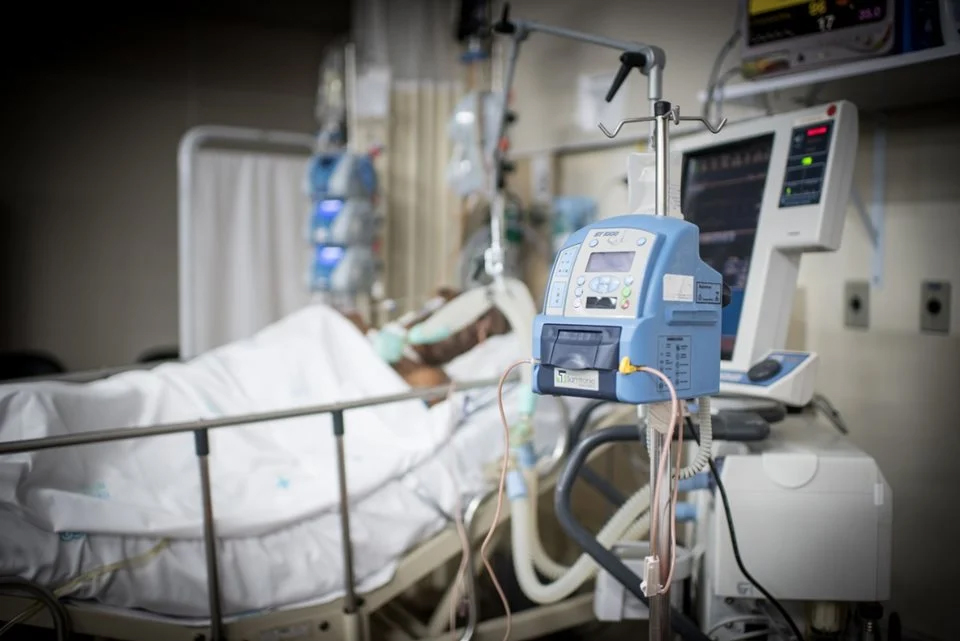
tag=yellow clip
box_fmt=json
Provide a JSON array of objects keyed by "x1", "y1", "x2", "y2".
[{"x1": 619, "y1": 357, "x2": 640, "y2": 375}]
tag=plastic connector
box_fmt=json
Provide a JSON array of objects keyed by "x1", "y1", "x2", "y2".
[
  {"x1": 619, "y1": 357, "x2": 640, "y2": 375},
  {"x1": 605, "y1": 51, "x2": 650, "y2": 103},
  {"x1": 676, "y1": 502, "x2": 697, "y2": 522},
  {"x1": 518, "y1": 387, "x2": 538, "y2": 416},
  {"x1": 505, "y1": 468, "x2": 527, "y2": 500},
  {"x1": 640, "y1": 555, "x2": 661, "y2": 597},
  {"x1": 509, "y1": 414, "x2": 534, "y2": 448},
  {"x1": 513, "y1": 441, "x2": 537, "y2": 470},
  {"x1": 493, "y1": 3, "x2": 516, "y2": 34},
  {"x1": 407, "y1": 324, "x2": 451, "y2": 346}
]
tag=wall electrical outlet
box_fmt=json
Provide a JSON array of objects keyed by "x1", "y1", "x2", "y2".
[
  {"x1": 920, "y1": 281, "x2": 951, "y2": 334},
  {"x1": 844, "y1": 281, "x2": 870, "y2": 329}
]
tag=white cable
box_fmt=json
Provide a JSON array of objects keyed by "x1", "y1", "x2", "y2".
[
  {"x1": 706, "y1": 615, "x2": 772, "y2": 637},
  {"x1": 678, "y1": 396, "x2": 712, "y2": 479},
  {"x1": 725, "y1": 629, "x2": 773, "y2": 641}
]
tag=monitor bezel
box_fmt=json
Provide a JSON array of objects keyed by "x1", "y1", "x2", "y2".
[{"x1": 668, "y1": 102, "x2": 858, "y2": 372}]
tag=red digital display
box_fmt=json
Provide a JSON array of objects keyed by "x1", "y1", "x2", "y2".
[{"x1": 807, "y1": 126, "x2": 829, "y2": 137}]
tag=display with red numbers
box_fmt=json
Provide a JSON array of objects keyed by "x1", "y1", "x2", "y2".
[{"x1": 747, "y1": 0, "x2": 887, "y2": 46}]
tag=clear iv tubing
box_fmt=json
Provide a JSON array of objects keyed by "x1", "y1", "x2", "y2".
[
  {"x1": 633, "y1": 366, "x2": 684, "y2": 595},
  {"x1": 646, "y1": 397, "x2": 712, "y2": 481}
]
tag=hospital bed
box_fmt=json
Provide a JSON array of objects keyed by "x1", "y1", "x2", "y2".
[{"x1": 0, "y1": 305, "x2": 625, "y2": 641}]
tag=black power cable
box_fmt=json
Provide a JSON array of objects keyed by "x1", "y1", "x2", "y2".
[
  {"x1": 811, "y1": 393, "x2": 849, "y2": 435},
  {"x1": 685, "y1": 418, "x2": 805, "y2": 641},
  {"x1": 0, "y1": 576, "x2": 71, "y2": 641}
]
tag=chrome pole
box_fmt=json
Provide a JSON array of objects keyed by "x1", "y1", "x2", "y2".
[
  {"x1": 333, "y1": 411, "x2": 359, "y2": 614},
  {"x1": 648, "y1": 424, "x2": 672, "y2": 641},
  {"x1": 195, "y1": 429, "x2": 224, "y2": 641},
  {"x1": 650, "y1": 100, "x2": 674, "y2": 641},
  {"x1": 654, "y1": 101, "x2": 671, "y2": 217}
]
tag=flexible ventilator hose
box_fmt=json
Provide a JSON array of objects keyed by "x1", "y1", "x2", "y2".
[
  {"x1": 510, "y1": 484, "x2": 651, "y2": 604},
  {"x1": 525, "y1": 483, "x2": 569, "y2": 580},
  {"x1": 524, "y1": 473, "x2": 575, "y2": 580}
]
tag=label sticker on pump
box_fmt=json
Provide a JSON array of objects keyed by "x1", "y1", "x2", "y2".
[{"x1": 554, "y1": 369, "x2": 600, "y2": 392}]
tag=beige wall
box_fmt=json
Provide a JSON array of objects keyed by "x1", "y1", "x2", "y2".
[
  {"x1": 506, "y1": 1, "x2": 960, "y2": 639},
  {"x1": 0, "y1": 21, "x2": 334, "y2": 371},
  {"x1": 794, "y1": 111, "x2": 960, "y2": 636},
  {"x1": 507, "y1": 0, "x2": 749, "y2": 155}
]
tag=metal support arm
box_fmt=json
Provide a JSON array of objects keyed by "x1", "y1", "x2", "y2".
[{"x1": 483, "y1": 3, "x2": 666, "y2": 283}]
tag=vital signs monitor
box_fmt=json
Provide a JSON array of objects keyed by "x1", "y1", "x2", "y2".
[{"x1": 665, "y1": 100, "x2": 859, "y2": 405}]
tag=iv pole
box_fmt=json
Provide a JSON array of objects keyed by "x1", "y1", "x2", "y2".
[
  {"x1": 488, "y1": 7, "x2": 680, "y2": 640},
  {"x1": 488, "y1": 8, "x2": 725, "y2": 641}
]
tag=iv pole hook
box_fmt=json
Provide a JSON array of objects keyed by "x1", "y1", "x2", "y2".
[{"x1": 598, "y1": 113, "x2": 727, "y2": 139}]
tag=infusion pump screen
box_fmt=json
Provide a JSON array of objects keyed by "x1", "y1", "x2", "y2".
[
  {"x1": 681, "y1": 133, "x2": 774, "y2": 360},
  {"x1": 747, "y1": 0, "x2": 888, "y2": 46},
  {"x1": 585, "y1": 251, "x2": 635, "y2": 273}
]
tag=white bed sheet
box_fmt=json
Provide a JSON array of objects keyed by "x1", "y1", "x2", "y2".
[{"x1": 0, "y1": 305, "x2": 581, "y2": 620}]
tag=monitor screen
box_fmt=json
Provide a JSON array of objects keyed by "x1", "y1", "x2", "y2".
[
  {"x1": 746, "y1": 0, "x2": 888, "y2": 47},
  {"x1": 314, "y1": 245, "x2": 345, "y2": 266},
  {"x1": 585, "y1": 251, "x2": 636, "y2": 273},
  {"x1": 681, "y1": 133, "x2": 775, "y2": 361}
]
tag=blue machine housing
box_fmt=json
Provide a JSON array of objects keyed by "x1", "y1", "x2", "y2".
[
  {"x1": 533, "y1": 214, "x2": 723, "y2": 404},
  {"x1": 306, "y1": 152, "x2": 378, "y2": 200}
]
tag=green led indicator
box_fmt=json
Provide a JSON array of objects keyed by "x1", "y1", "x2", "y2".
[
  {"x1": 786, "y1": 187, "x2": 792, "y2": 194},
  {"x1": 802, "y1": 156, "x2": 813, "y2": 166}
]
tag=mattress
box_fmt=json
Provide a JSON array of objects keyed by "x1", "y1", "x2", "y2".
[{"x1": 0, "y1": 305, "x2": 581, "y2": 621}]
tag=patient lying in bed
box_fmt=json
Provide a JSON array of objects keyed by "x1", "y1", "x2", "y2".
[
  {"x1": 0, "y1": 298, "x2": 569, "y2": 619},
  {"x1": 343, "y1": 288, "x2": 511, "y2": 401}
]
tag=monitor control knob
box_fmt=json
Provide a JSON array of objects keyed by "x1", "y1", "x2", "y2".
[{"x1": 747, "y1": 358, "x2": 782, "y2": 383}]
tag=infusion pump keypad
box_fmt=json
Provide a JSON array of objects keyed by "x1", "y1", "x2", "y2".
[{"x1": 546, "y1": 228, "x2": 657, "y2": 319}]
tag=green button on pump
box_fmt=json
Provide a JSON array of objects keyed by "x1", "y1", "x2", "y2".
[{"x1": 622, "y1": 287, "x2": 632, "y2": 297}]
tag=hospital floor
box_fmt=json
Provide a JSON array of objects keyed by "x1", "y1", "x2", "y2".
[
  {"x1": 0, "y1": 623, "x2": 649, "y2": 640},
  {"x1": 537, "y1": 621, "x2": 649, "y2": 639}
]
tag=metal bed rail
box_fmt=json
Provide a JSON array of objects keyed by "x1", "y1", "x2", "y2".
[{"x1": 0, "y1": 376, "x2": 518, "y2": 641}]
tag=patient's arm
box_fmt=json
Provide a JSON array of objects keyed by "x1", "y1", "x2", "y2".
[{"x1": 392, "y1": 359, "x2": 450, "y2": 405}]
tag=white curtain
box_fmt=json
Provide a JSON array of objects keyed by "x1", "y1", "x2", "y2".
[
  {"x1": 186, "y1": 150, "x2": 311, "y2": 356},
  {"x1": 353, "y1": 0, "x2": 465, "y2": 310}
]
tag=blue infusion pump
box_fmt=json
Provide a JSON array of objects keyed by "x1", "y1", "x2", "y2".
[{"x1": 532, "y1": 214, "x2": 723, "y2": 405}]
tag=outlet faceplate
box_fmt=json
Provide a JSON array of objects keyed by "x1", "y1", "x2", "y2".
[
  {"x1": 844, "y1": 281, "x2": 870, "y2": 329},
  {"x1": 920, "y1": 281, "x2": 951, "y2": 334}
]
